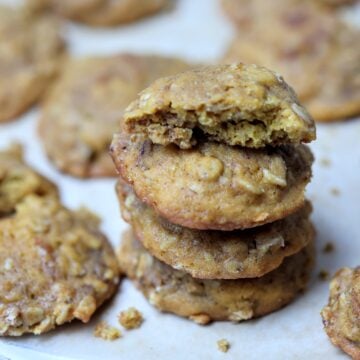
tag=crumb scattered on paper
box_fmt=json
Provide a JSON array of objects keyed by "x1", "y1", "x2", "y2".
[
  {"x1": 320, "y1": 158, "x2": 331, "y2": 167},
  {"x1": 319, "y1": 270, "x2": 329, "y2": 281},
  {"x1": 323, "y1": 242, "x2": 335, "y2": 254},
  {"x1": 118, "y1": 307, "x2": 144, "y2": 330},
  {"x1": 330, "y1": 188, "x2": 340, "y2": 196},
  {"x1": 217, "y1": 339, "x2": 230, "y2": 353},
  {"x1": 94, "y1": 321, "x2": 122, "y2": 341}
]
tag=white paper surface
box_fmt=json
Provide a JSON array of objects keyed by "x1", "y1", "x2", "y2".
[{"x1": 0, "y1": 0, "x2": 359, "y2": 359}]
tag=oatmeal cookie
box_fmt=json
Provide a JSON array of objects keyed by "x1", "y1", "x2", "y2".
[
  {"x1": 117, "y1": 231, "x2": 315, "y2": 324},
  {"x1": 117, "y1": 181, "x2": 314, "y2": 279},
  {"x1": 38, "y1": 54, "x2": 191, "y2": 178},
  {"x1": 111, "y1": 132, "x2": 313, "y2": 230},
  {"x1": 0, "y1": 196, "x2": 119, "y2": 336},
  {"x1": 0, "y1": 144, "x2": 58, "y2": 216},
  {"x1": 321, "y1": 267, "x2": 360, "y2": 359},
  {"x1": 123, "y1": 64, "x2": 315, "y2": 149},
  {"x1": 0, "y1": 4, "x2": 65, "y2": 123}
]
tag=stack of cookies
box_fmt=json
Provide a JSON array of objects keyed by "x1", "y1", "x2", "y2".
[{"x1": 111, "y1": 63, "x2": 316, "y2": 324}]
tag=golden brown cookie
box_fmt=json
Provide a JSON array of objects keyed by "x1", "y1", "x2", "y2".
[
  {"x1": 38, "y1": 54, "x2": 191, "y2": 178},
  {"x1": 28, "y1": 0, "x2": 168, "y2": 26},
  {"x1": 124, "y1": 63, "x2": 315, "y2": 149},
  {"x1": 117, "y1": 181, "x2": 314, "y2": 279},
  {"x1": 0, "y1": 144, "x2": 58, "y2": 216},
  {"x1": 321, "y1": 267, "x2": 360, "y2": 359},
  {"x1": 111, "y1": 132, "x2": 313, "y2": 230},
  {"x1": 0, "y1": 4, "x2": 65, "y2": 123},
  {"x1": 0, "y1": 195, "x2": 119, "y2": 336},
  {"x1": 117, "y1": 231, "x2": 315, "y2": 324},
  {"x1": 222, "y1": 0, "x2": 360, "y2": 122}
]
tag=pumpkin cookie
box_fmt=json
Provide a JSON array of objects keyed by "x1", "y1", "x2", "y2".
[
  {"x1": 39, "y1": 54, "x2": 191, "y2": 178},
  {"x1": 117, "y1": 231, "x2": 315, "y2": 324},
  {"x1": 0, "y1": 4, "x2": 65, "y2": 122},
  {"x1": 0, "y1": 144, "x2": 58, "y2": 216},
  {"x1": 321, "y1": 267, "x2": 360, "y2": 359},
  {"x1": 111, "y1": 132, "x2": 313, "y2": 230},
  {"x1": 0, "y1": 195, "x2": 119, "y2": 336},
  {"x1": 28, "y1": 0, "x2": 168, "y2": 26},
  {"x1": 117, "y1": 181, "x2": 314, "y2": 279},
  {"x1": 123, "y1": 64, "x2": 315, "y2": 150}
]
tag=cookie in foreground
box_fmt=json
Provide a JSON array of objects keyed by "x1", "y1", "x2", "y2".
[
  {"x1": 117, "y1": 181, "x2": 314, "y2": 279},
  {"x1": 123, "y1": 63, "x2": 315, "y2": 149},
  {"x1": 111, "y1": 133, "x2": 313, "y2": 230},
  {"x1": 321, "y1": 267, "x2": 360, "y2": 359},
  {"x1": 39, "y1": 54, "x2": 191, "y2": 178},
  {"x1": 0, "y1": 196, "x2": 119, "y2": 336},
  {"x1": 0, "y1": 4, "x2": 65, "y2": 122},
  {"x1": 117, "y1": 231, "x2": 315, "y2": 324}
]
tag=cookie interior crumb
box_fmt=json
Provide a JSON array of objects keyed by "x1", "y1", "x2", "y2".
[
  {"x1": 118, "y1": 307, "x2": 144, "y2": 330},
  {"x1": 217, "y1": 339, "x2": 230, "y2": 353},
  {"x1": 94, "y1": 321, "x2": 122, "y2": 341},
  {"x1": 323, "y1": 242, "x2": 335, "y2": 254}
]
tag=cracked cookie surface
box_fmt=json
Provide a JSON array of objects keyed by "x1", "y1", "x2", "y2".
[
  {"x1": 117, "y1": 231, "x2": 314, "y2": 324},
  {"x1": 117, "y1": 181, "x2": 314, "y2": 279},
  {"x1": 123, "y1": 63, "x2": 315, "y2": 149},
  {"x1": 111, "y1": 133, "x2": 313, "y2": 230},
  {"x1": 0, "y1": 196, "x2": 119, "y2": 336},
  {"x1": 39, "y1": 54, "x2": 191, "y2": 178},
  {"x1": 321, "y1": 267, "x2": 360, "y2": 359}
]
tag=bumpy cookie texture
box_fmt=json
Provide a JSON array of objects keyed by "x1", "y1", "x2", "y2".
[
  {"x1": 0, "y1": 196, "x2": 119, "y2": 336},
  {"x1": 124, "y1": 64, "x2": 315, "y2": 149},
  {"x1": 0, "y1": 145, "x2": 58, "y2": 216},
  {"x1": 28, "y1": 0, "x2": 168, "y2": 26},
  {"x1": 222, "y1": 0, "x2": 360, "y2": 122},
  {"x1": 111, "y1": 133, "x2": 313, "y2": 230},
  {"x1": 0, "y1": 4, "x2": 65, "y2": 123},
  {"x1": 39, "y1": 55, "x2": 191, "y2": 178},
  {"x1": 321, "y1": 267, "x2": 360, "y2": 359},
  {"x1": 118, "y1": 232, "x2": 314, "y2": 324},
  {"x1": 117, "y1": 182, "x2": 314, "y2": 279}
]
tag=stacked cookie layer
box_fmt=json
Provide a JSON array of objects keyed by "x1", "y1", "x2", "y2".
[{"x1": 111, "y1": 63, "x2": 316, "y2": 324}]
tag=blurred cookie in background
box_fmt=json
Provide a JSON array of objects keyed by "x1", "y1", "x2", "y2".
[
  {"x1": 38, "y1": 54, "x2": 192, "y2": 178},
  {"x1": 27, "y1": 0, "x2": 169, "y2": 26},
  {"x1": 222, "y1": 0, "x2": 360, "y2": 122},
  {"x1": 0, "y1": 4, "x2": 65, "y2": 123}
]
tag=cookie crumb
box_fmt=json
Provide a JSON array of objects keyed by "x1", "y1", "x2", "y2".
[
  {"x1": 118, "y1": 307, "x2": 143, "y2": 330},
  {"x1": 189, "y1": 313, "x2": 211, "y2": 325},
  {"x1": 94, "y1": 321, "x2": 122, "y2": 341},
  {"x1": 320, "y1": 158, "x2": 331, "y2": 167},
  {"x1": 323, "y1": 242, "x2": 335, "y2": 253},
  {"x1": 217, "y1": 339, "x2": 230, "y2": 353},
  {"x1": 330, "y1": 188, "x2": 340, "y2": 196},
  {"x1": 319, "y1": 270, "x2": 329, "y2": 281}
]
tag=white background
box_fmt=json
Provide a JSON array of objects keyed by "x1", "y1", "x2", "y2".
[{"x1": 0, "y1": 0, "x2": 360, "y2": 359}]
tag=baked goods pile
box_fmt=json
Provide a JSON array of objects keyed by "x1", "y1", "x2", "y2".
[{"x1": 111, "y1": 63, "x2": 317, "y2": 324}]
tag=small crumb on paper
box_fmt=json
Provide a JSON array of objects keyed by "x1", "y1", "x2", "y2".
[
  {"x1": 322, "y1": 242, "x2": 335, "y2": 254},
  {"x1": 217, "y1": 339, "x2": 230, "y2": 353},
  {"x1": 94, "y1": 321, "x2": 122, "y2": 341},
  {"x1": 330, "y1": 188, "x2": 340, "y2": 197},
  {"x1": 318, "y1": 270, "x2": 329, "y2": 281},
  {"x1": 118, "y1": 307, "x2": 143, "y2": 330},
  {"x1": 320, "y1": 158, "x2": 331, "y2": 167}
]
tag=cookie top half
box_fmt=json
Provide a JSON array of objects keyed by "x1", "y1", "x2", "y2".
[
  {"x1": 123, "y1": 63, "x2": 315, "y2": 149},
  {"x1": 0, "y1": 195, "x2": 119, "y2": 336}
]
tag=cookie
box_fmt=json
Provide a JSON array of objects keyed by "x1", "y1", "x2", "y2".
[
  {"x1": 321, "y1": 267, "x2": 360, "y2": 359},
  {"x1": 0, "y1": 195, "x2": 119, "y2": 336},
  {"x1": 0, "y1": 4, "x2": 65, "y2": 123},
  {"x1": 123, "y1": 63, "x2": 315, "y2": 150},
  {"x1": 117, "y1": 231, "x2": 315, "y2": 324},
  {"x1": 28, "y1": 0, "x2": 168, "y2": 26},
  {"x1": 111, "y1": 132, "x2": 313, "y2": 230},
  {"x1": 0, "y1": 144, "x2": 58, "y2": 216},
  {"x1": 117, "y1": 181, "x2": 314, "y2": 279},
  {"x1": 222, "y1": 1, "x2": 360, "y2": 122},
  {"x1": 38, "y1": 54, "x2": 191, "y2": 178}
]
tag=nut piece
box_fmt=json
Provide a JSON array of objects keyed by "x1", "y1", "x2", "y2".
[
  {"x1": 217, "y1": 339, "x2": 231, "y2": 353},
  {"x1": 118, "y1": 307, "x2": 144, "y2": 330},
  {"x1": 94, "y1": 321, "x2": 122, "y2": 341}
]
